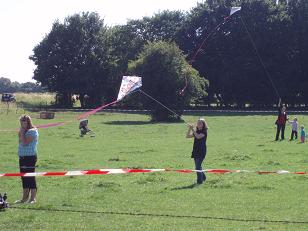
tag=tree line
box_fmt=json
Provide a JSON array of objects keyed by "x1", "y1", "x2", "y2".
[
  {"x1": 0, "y1": 77, "x2": 44, "y2": 93},
  {"x1": 29, "y1": 0, "x2": 308, "y2": 119}
]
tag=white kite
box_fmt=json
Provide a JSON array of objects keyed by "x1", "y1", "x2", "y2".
[
  {"x1": 77, "y1": 76, "x2": 142, "y2": 120},
  {"x1": 230, "y1": 7, "x2": 241, "y2": 16},
  {"x1": 117, "y1": 76, "x2": 142, "y2": 101}
]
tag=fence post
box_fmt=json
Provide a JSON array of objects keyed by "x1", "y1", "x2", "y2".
[{"x1": 6, "y1": 102, "x2": 9, "y2": 115}]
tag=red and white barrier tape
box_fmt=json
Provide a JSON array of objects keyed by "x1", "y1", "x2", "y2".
[{"x1": 0, "y1": 168, "x2": 307, "y2": 177}]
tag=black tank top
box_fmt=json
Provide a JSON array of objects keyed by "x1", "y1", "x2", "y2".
[{"x1": 191, "y1": 129, "x2": 207, "y2": 158}]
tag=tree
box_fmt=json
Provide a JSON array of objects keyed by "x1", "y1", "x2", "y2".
[
  {"x1": 126, "y1": 10, "x2": 186, "y2": 43},
  {"x1": 106, "y1": 24, "x2": 145, "y2": 102},
  {"x1": 288, "y1": 0, "x2": 308, "y2": 106},
  {"x1": 176, "y1": 0, "x2": 305, "y2": 107},
  {"x1": 106, "y1": 11, "x2": 187, "y2": 101},
  {"x1": 128, "y1": 41, "x2": 208, "y2": 121},
  {"x1": 30, "y1": 12, "x2": 114, "y2": 107},
  {"x1": 0, "y1": 77, "x2": 12, "y2": 93}
]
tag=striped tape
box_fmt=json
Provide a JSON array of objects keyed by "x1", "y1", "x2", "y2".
[{"x1": 0, "y1": 168, "x2": 307, "y2": 177}]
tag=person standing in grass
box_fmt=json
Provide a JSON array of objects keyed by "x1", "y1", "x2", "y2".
[
  {"x1": 300, "y1": 125, "x2": 305, "y2": 143},
  {"x1": 15, "y1": 115, "x2": 39, "y2": 204},
  {"x1": 186, "y1": 118, "x2": 208, "y2": 184},
  {"x1": 275, "y1": 98, "x2": 288, "y2": 141},
  {"x1": 288, "y1": 117, "x2": 298, "y2": 141}
]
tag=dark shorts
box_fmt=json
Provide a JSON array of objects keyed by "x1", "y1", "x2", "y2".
[{"x1": 19, "y1": 156, "x2": 37, "y2": 189}]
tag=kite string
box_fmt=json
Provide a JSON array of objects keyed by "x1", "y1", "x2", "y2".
[
  {"x1": 76, "y1": 80, "x2": 142, "y2": 120},
  {"x1": 76, "y1": 99, "x2": 119, "y2": 120},
  {"x1": 191, "y1": 15, "x2": 232, "y2": 62},
  {"x1": 180, "y1": 14, "x2": 233, "y2": 95},
  {"x1": 185, "y1": 10, "x2": 281, "y2": 100},
  {"x1": 239, "y1": 16, "x2": 280, "y2": 99},
  {"x1": 138, "y1": 90, "x2": 190, "y2": 125}
]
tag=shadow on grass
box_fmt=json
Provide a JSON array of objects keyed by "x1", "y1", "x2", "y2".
[
  {"x1": 104, "y1": 121, "x2": 154, "y2": 125},
  {"x1": 9, "y1": 206, "x2": 308, "y2": 224},
  {"x1": 183, "y1": 110, "x2": 308, "y2": 117},
  {"x1": 171, "y1": 183, "x2": 199, "y2": 190},
  {"x1": 104, "y1": 120, "x2": 186, "y2": 125}
]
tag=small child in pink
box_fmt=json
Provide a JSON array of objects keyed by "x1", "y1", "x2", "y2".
[{"x1": 300, "y1": 125, "x2": 305, "y2": 143}]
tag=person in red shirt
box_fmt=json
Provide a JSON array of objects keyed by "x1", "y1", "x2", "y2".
[{"x1": 275, "y1": 98, "x2": 288, "y2": 141}]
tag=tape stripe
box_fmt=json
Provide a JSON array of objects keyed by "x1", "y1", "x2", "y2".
[{"x1": 0, "y1": 168, "x2": 307, "y2": 177}]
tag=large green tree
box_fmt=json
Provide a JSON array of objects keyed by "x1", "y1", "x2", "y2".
[
  {"x1": 176, "y1": 0, "x2": 306, "y2": 107},
  {"x1": 30, "y1": 12, "x2": 113, "y2": 107},
  {"x1": 107, "y1": 11, "x2": 187, "y2": 101},
  {"x1": 288, "y1": 0, "x2": 308, "y2": 105},
  {"x1": 128, "y1": 41, "x2": 208, "y2": 121}
]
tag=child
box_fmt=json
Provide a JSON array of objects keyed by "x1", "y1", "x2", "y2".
[
  {"x1": 79, "y1": 119, "x2": 91, "y2": 137},
  {"x1": 300, "y1": 125, "x2": 305, "y2": 143},
  {"x1": 288, "y1": 117, "x2": 298, "y2": 141}
]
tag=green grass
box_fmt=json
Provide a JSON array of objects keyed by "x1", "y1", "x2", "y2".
[{"x1": 0, "y1": 111, "x2": 308, "y2": 230}]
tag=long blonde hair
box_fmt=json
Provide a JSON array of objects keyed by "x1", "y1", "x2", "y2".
[
  {"x1": 197, "y1": 118, "x2": 209, "y2": 132},
  {"x1": 19, "y1": 115, "x2": 35, "y2": 130}
]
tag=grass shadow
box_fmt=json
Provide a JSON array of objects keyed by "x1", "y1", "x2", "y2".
[
  {"x1": 104, "y1": 121, "x2": 154, "y2": 125},
  {"x1": 104, "y1": 119, "x2": 186, "y2": 126},
  {"x1": 183, "y1": 110, "x2": 308, "y2": 117},
  {"x1": 171, "y1": 183, "x2": 198, "y2": 190},
  {"x1": 9, "y1": 206, "x2": 308, "y2": 224}
]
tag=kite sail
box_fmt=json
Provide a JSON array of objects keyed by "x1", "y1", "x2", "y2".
[
  {"x1": 77, "y1": 76, "x2": 142, "y2": 120},
  {"x1": 117, "y1": 76, "x2": 142, "y2": 101},
  {"x1": 275, "y1": 0, "x2": 289, "y2": 5},
  {"x1": 230, "y1": 7, "x2": 241, "y2": 16}
]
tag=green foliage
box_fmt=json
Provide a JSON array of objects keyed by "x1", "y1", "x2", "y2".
[
  {"x1": 128, "y1": 41, "x2": 208, "y2": 121},
  {"x1": 177, "y1": 0, "x2": 308, "y2": 107},
  {"x1": 126, "y1": 10, "x2": 186, "y2": 43},
  {"x1": 107, "y1": 11, "x2": 187, "y2": 102},
  {"x1": 28, "y1": 2, "x2": 308, "y2": 108},
  {"x1": 30, "y1": 12, "x2": 114, "y2": 108}
]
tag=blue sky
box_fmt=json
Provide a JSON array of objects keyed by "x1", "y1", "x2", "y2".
[{"x1": 0, "y1": 0, "x2": 201, "y2": 83}]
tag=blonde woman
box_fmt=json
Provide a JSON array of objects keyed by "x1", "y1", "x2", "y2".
[
  {"x1": 15, "y1": 115, "x2": 39, "y2": 204},
  {"x1": 186, "y1": 118, "x2": 208, "y2": 184}
]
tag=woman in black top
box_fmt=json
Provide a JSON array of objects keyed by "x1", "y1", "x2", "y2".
[{"x1": 186, "y1": 118, "x2": 208, "y2": 184}]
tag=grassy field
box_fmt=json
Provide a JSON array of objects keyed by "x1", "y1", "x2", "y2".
[
  {"x1": 0, "y1": 93, "x2": 56, "y2": 111},
  {"x1": 0, "y1": 110, "x2": 307, "y2": 230}
]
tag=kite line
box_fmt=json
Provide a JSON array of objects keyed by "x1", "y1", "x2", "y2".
[
  {"x1": 179, "y1": 7, "x2": 242, "y2": 95},
  {"x1": 180, "y1": 6, "x2": 280, "y2": 99},
  {"x1": 138, "y1": 90, "x2": 189, "y2": 125},
  {"x1": 239, "y1": 15, "x2": 280, "y2": 98}
]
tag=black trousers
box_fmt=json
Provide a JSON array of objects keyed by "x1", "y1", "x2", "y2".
[
  {"x1": 194, "y1": 158, "x2": 206, "y2": 184},
  {"x1": 19, "y1": 156, "x2": 37, "y2": 189},
  {"x1": 290, "y1": 131, "x2": 298, "y2": 140},
  {"x1": 275, "y1": 124, "x2": 285, "y2": 140}
]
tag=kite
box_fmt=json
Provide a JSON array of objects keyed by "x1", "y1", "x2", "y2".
[
  {"x1": 117, "y1": 76, "x2": 142, "y2": 101},
  {"x1": 76, "y1": 76, "x2": 142, "y2": 120},
  {"x1": 230, "y1": 7, "x2": 241, "y2": 16},
  {"x1": 191, "y1": 6, "x2": 241, "y2": 62},
  {"x1": 0, "y1": 76, "x2": 142, "y2": 131}
]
